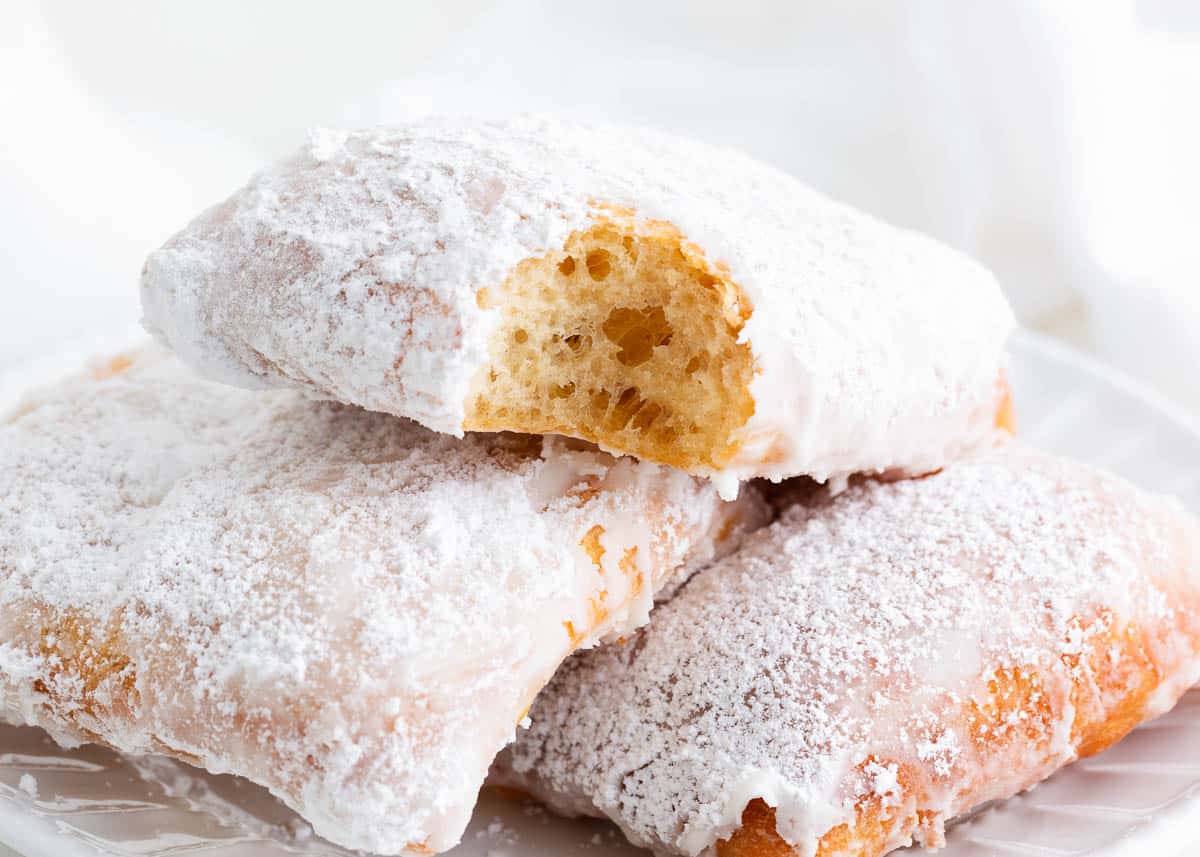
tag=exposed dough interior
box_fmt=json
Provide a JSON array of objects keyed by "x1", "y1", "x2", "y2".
[{"x1": 467, "y1": 214, "x2": 757, "y2": 471}]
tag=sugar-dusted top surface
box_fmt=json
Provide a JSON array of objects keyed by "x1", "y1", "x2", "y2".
[
  {"x1": 501, "y1": 448, "x2": 1200, "y2": 856},
  {"x1": 140, "y1": 116, "x2": 1014, "y2": 488},
  {"x1": 0, "y1": 347, "x2": 752, "y2": 855}
]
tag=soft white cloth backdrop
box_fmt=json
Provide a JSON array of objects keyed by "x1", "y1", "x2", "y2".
[{"x1": 2, "y1": 0, "x2": 1196, "y2": 408}]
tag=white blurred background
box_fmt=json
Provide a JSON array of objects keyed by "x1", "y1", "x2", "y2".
[{"x1": 2, "y1": 1, "x2": 1198, "y2": 411}]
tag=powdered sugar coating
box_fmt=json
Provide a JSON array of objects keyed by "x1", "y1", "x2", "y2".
[
  {"x1": 140, "y1": 116, "x2": 1014, "y2": 493},
  {"x1": 497, "y1": 448, "x2": 1200, "y2": 856},
  {"x1": 0, "y1": 347, "x2": 763, "y2": 855}
]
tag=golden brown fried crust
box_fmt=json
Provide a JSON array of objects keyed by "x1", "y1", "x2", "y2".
[
  {"x1": 994, "y1": 375, "x2": 1016, "y2": 436},
  {"x1": 716, "y1": 614, "x2": 1183, "y2": 857},
  {"x1": 91, "y1": 354, "x2": 136, "y2": 380},
  {"x1": 33, "y1": 608, "x2": 136, "y2": 727}
]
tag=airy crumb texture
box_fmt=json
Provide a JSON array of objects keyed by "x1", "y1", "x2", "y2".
[
  {"x1": 470, "y1": 212, "x2": 755, "y2": 471},
  {"x1": 496, "y1": 448, "x2": 1200, "y2": 857},
  {"x1": 0, "y1": 347, "x2": 767, "y2": 856},
  {"x1": 141, "y1": 117, "x2": 1014, "y2": 490}
]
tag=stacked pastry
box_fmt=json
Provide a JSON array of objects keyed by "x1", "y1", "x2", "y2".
[{"x1": 2, "y1": 117, "x2": 1197, "y2": 857}]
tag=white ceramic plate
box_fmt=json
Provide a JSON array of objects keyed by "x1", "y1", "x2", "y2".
[{"x1": 2, "y1": 329, "x2": 1200, "y2": 857}]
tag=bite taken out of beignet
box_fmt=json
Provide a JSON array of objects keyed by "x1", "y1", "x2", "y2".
[
  {"x1": 0, "y1": 346, "x2": 768, "y2": 855},
  {"x1": 140, "y1": 117, "x2": 1015, "y2": 495},
  {"x1": 494, "y1": 447, "x2": 1200, "y2": 857}
]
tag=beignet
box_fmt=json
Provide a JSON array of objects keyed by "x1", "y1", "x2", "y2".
[
  {"x1": 496, "y1": 448, "x2": 1200, "y2": 857},
  {"x1": 140, "y1": 116, "x2": 1014, "y2": 496},
  {"x1": 0, "y1": 347, "x2": 766, "y2": 854}
]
